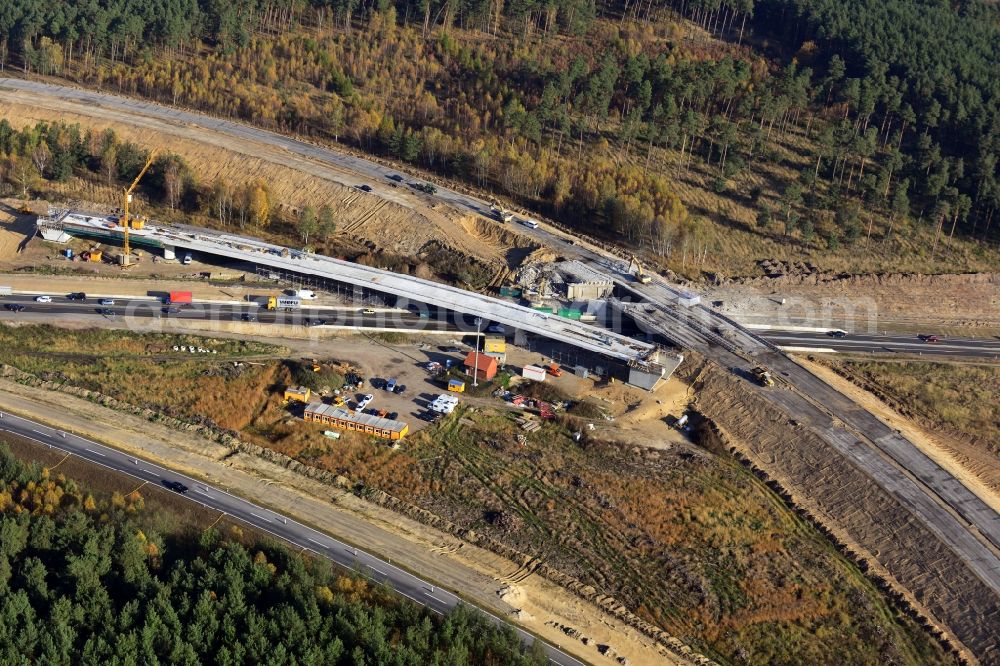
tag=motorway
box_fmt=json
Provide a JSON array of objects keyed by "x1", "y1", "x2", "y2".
[
  {"x1": 0, "y1": 411, "x2": 583, "y2": 666},
  {"x1": 0, "y1": 294, "x2": 456, "y2": 331},
  {"x1": 4, "y1": 293, "x2": 1000, "y2": 361},
  {"x1": 763, "y1": 330, "x2": 1000, "y2": 359}
]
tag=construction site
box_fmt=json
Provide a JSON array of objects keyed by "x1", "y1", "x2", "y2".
[{"x1": 0, "y1": 80, "x2": 997, "y2": 666}]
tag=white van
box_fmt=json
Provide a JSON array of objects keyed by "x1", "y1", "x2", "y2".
[
  {"x1": 521, "y1": 219, "x2": 539, "y2": 229},
  {"x1": 296, "y1": 289, "x2": 317, "y2": 300}
]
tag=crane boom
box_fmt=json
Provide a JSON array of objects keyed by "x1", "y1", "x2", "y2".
[{"x1": 121, "y1": 149, "x2": 158, "y2": 265}]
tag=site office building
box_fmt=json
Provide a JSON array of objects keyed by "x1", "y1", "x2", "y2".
[{"x1": 463, "y1": 352, "x2": 498, "y2": 381}]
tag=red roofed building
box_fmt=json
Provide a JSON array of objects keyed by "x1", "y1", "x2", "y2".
[{"x1": 463, "y1": 351, "x2": 498, "y2": 381}]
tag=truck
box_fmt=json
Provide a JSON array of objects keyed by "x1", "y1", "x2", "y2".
[
  {"x1": 167, "y1": 291, "x2": 193, "y2": 305},
  {"x1": 751, "y1": 366, "x2": 775, "y2": 387},
  {"x1": 267, "y1": 296, "x2": 301, "y2": 310}
]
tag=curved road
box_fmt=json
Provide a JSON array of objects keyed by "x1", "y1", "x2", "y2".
[{"x1": 0, "y1": 411, "x2": 583, "y2": 666}]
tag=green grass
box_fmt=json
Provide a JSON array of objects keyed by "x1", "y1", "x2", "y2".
[
  {"x1": 839, "y1": 360, "x2": 1000, "y2": 455},
  {"x1": 397, "y1": 408, "x2": 954, "y2": 666}
]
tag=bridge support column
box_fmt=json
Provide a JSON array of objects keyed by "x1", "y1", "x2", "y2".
[{"x1": 163, "y1": 245, "x2": 176, "y2": 260}]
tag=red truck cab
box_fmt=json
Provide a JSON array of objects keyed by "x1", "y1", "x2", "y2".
[{"x1": 167, "y1": 291, "x2": 193, "y2": 305}]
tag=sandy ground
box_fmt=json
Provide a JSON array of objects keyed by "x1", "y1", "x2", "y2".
[
  {"x1": 797, "y1": 356, "x2": 1000, "y2": 509},
  {"x1": 0, "y1": 376, "x2": 686, "y2": 666},
  {"x1": 705, "y1": 273, "x2": 1000, "y2": 336},
  {"x1": 0, "y1": 95, "x2": 537, "y2": 276},
  {"x1": 0, "y1": 202, "x2": 37, "y2": 259}
]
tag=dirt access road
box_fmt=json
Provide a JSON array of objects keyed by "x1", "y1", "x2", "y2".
[
  {"x1": 0, "y1": 79, "x2": 539, "y2": 280},
  {"x1": 0, "y1": 377, "x2": 685, "y2": 666}
]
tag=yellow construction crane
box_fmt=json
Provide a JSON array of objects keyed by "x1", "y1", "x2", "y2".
[{"x1": 119, "y1": 148, "x2": 158, "y2": 266}]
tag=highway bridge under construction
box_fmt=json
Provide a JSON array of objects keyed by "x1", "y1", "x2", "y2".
[{"x1": 37, "y1": 209, "x2": 678, "y2": 387}]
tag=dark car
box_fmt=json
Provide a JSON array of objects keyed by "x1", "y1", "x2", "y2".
[
  {"x1": 67, "y1": 292, "x2": 86, "y2": 301},
  {"x1": 394, "y1": 384, "x2": 406, "y2": 395},
  {"x1": 356, "y1": 184, "x2": 373, "y2": 192},
  {"x1": 827, "y1": 330, "x2": 848, "y2": 338},
  {"x1": 162, "y1": 307, "x2": 181, "y2": 315},
  {"x1": 163, "y1": 480, "x2": 189, "y2": 494},
  {"x1": 241, "y1": 313, "x2": 257, "y2": 322},
  {"x1": 99, "y1": 308, "x2": 115, "y2": 316},
  {"x1": 4, "y1": 303, "x2": 24, "y2": 312},
  {"x1": 920, "y1": 334, "x2": 942, "y2": 343},
  {"x1": 439, "y1": 346, "x2": 463, "y2": 353},
  {"x1": 389, "y1": 174, "x2": 404, "y2": 182}
]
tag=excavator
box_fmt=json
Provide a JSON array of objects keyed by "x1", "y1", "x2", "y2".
[
  {"x1": 118, "y1": 148, "x2": 158, "y2": 267},
  {"x1": 628, "y1": 255, "x2": 653, "y2": 284}
]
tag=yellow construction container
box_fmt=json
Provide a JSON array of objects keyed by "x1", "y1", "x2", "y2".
[
  {"x1": 483, "y1": 336, "x2": 506, "y2": 353},
  {"x1": 284, "y1": 386, "x2": 312, "y2": 403},
  {"x1": 447, "y1": 379, "x2": 466, "y2": 393}
]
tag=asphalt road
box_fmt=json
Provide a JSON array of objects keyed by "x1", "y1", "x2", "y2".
[
  {"x1": 0, "y1": 294, "x2": 455, "y2": 331},
  {"x1": 761, "y1": 330, "x2": 1000, "y2": 359},
  {"x1": 6, "y1": 293, "x2": 999, "y2": 360},
  {"x1": 0, "y1": 411, "x2": 583, "y2": 666}
]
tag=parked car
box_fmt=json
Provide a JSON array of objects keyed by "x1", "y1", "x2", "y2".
[
  {"x1": 386, "y1": 378, "x2": 397, "y2": 392},
  {"x1": 4, "y1": 303, "x2": 24, "y2": 312},
  {"x1": 393, "y1": 384, "x2": 406, "y2": 395},
  {"x1": 34, "y1": 295, "x2": 52, "y2": 303},
  {"x1": 98, "y1": 298, "x2": 115, "y2": 306},
  {"x1": 356, "y1": 394, "x2": 374, "y2": 410}
]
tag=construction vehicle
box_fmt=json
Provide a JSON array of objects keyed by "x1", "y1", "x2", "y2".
[
  {"x1": 119, "y1": 148, "x2": 158, "y2": 266},
  {"x1": 751, "y1": 366, "x2": 775, "y2": 387},
  {"x1": 489, "y1": 201, "x2": 515, "y2": 223},
  {"x1": 628, "y1": 255, "x2": 653, "y2": 284},
  {"x1": 545, "y1": 362, "x2": 563, "y2": 377}
]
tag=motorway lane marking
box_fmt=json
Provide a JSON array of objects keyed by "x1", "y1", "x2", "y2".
[
  {"x1": 249, "y1": 512, "x2": 271, "y2": 522},
  {"x1": 31, "y1": 428, "x2": 47, "y2": 434},
  {"x1": 86, "y1": 449, "x2": 106, "y2": 457},
  {"x1": 307, "y1": 537, "x2": 325, "y2": 546}
]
